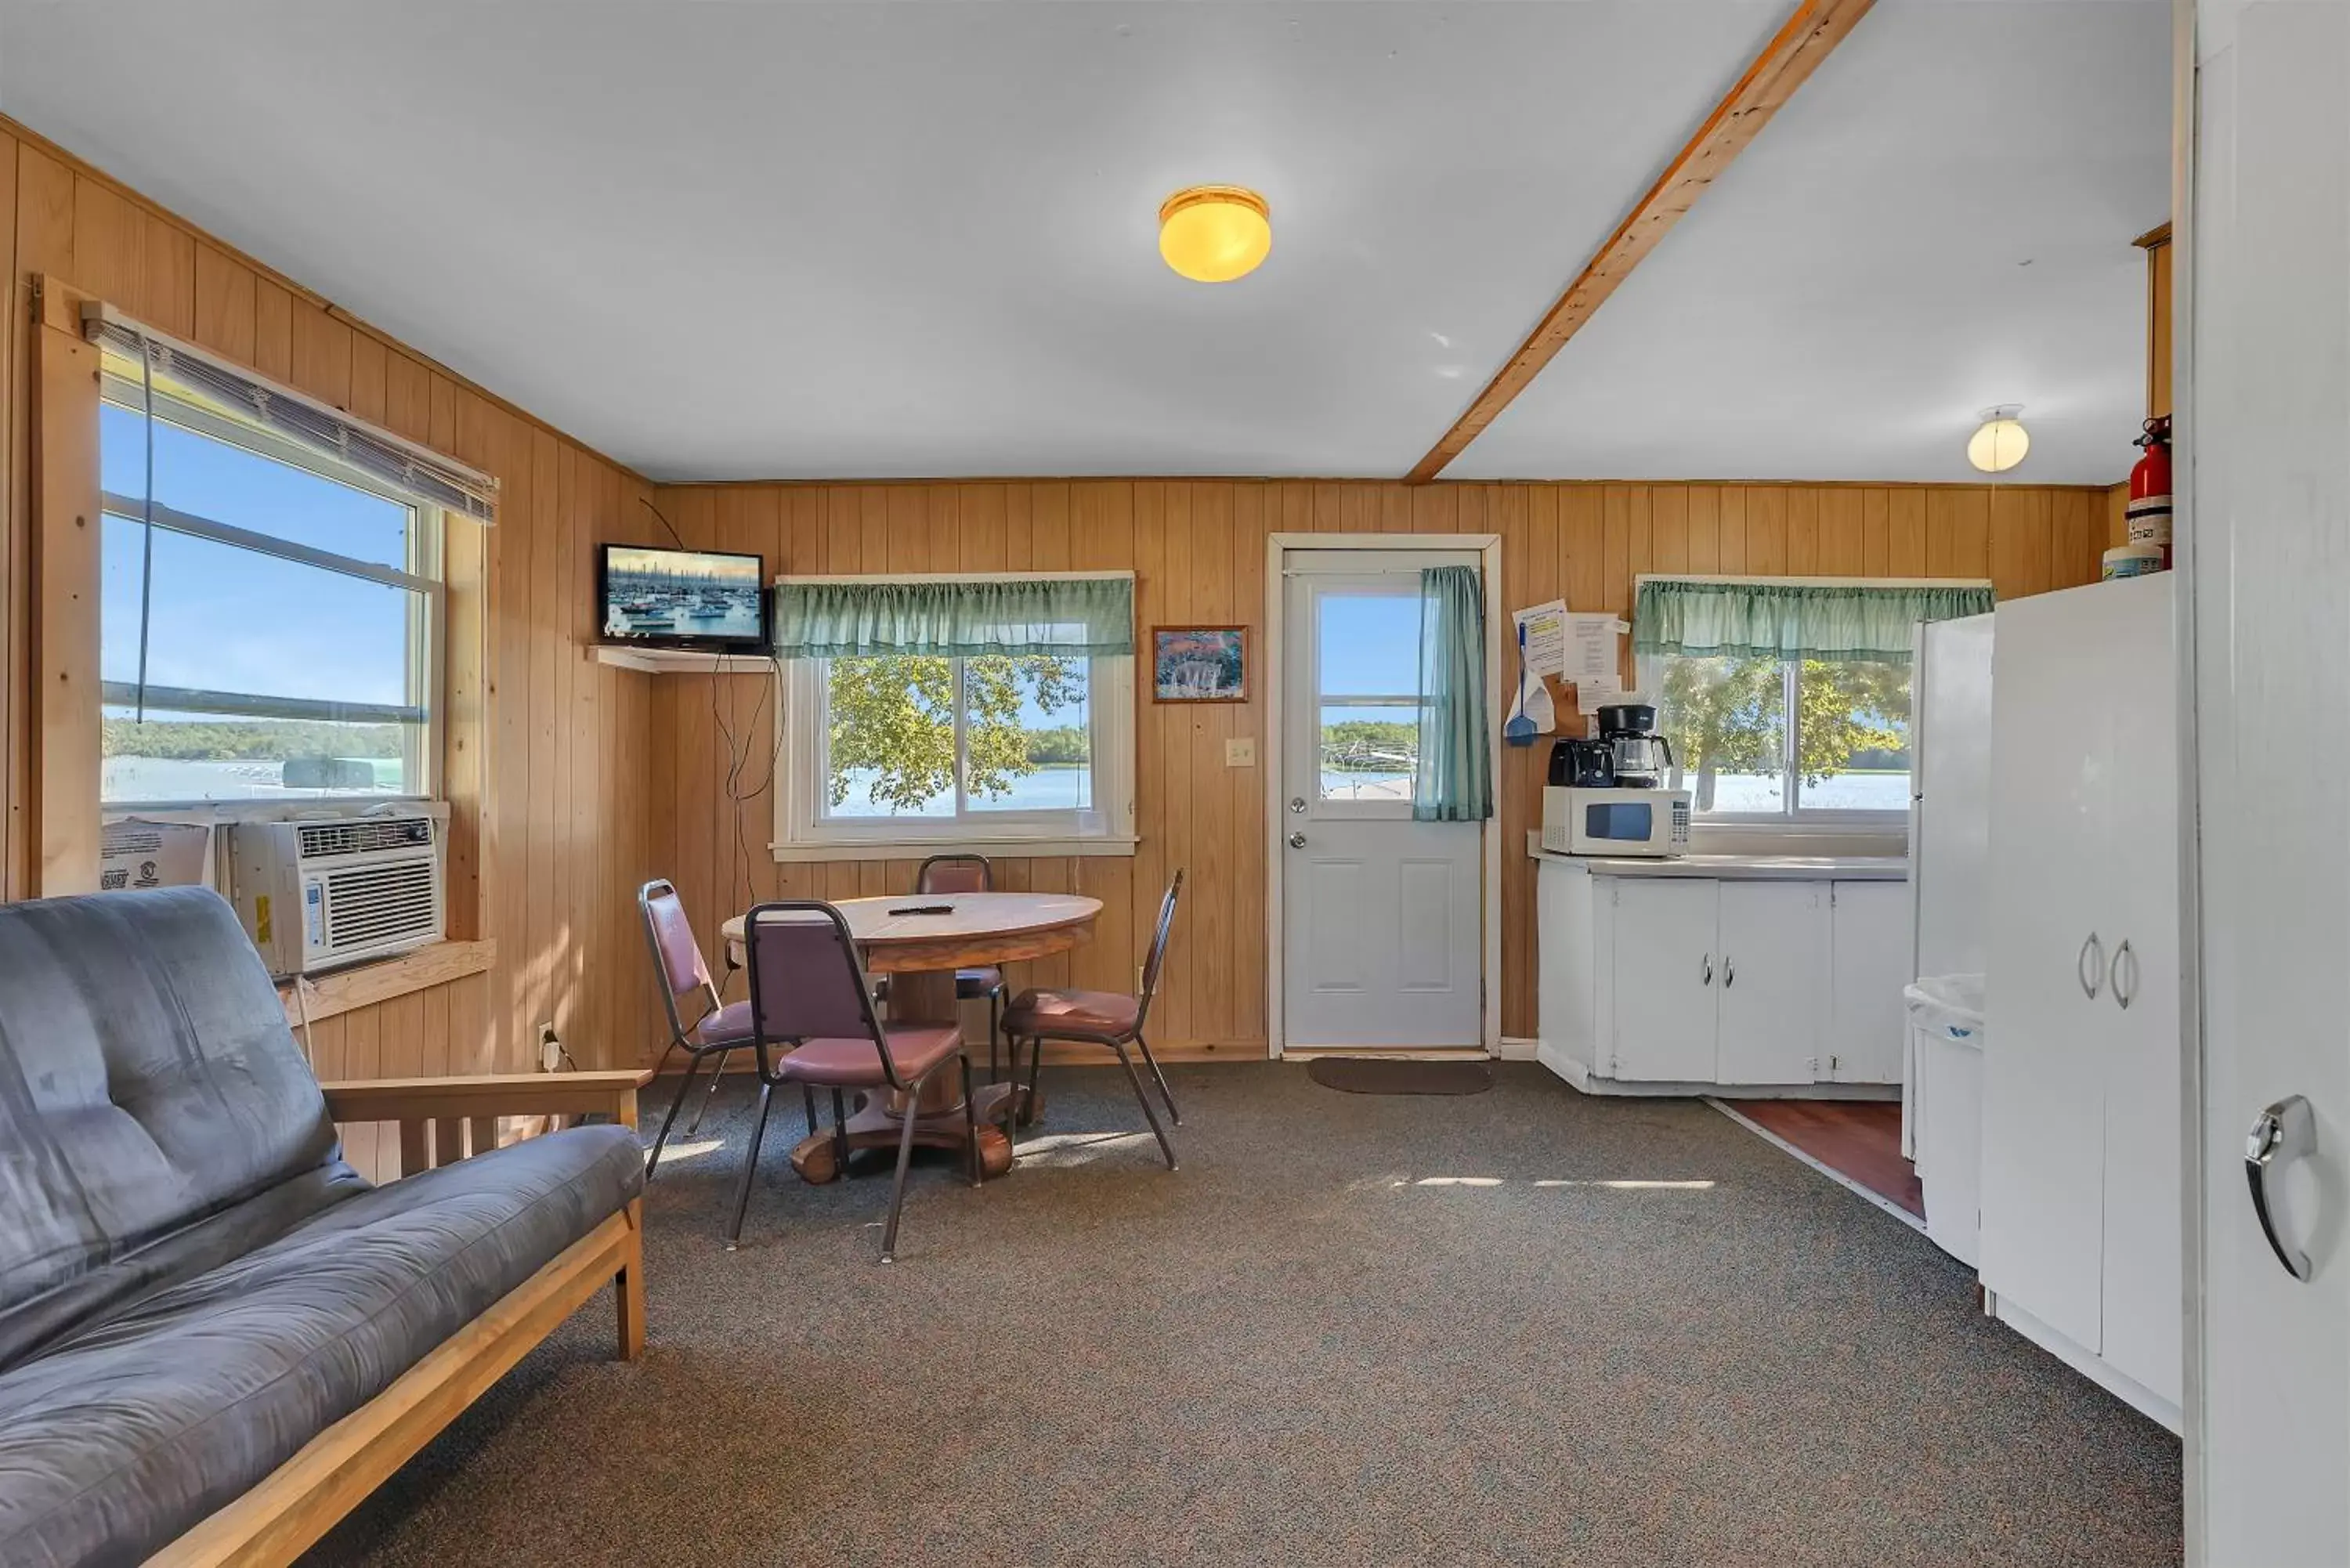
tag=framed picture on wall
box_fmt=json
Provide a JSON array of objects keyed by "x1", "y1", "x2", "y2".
[{"x1": 1151, "y1": 626, "x2": 1247, "y2": 703}]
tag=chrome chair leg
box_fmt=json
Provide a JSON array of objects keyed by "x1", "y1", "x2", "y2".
[
  {"x1": 644, "y1": 1048, "x2": 707, "y2": 1180},
  {"x1": 1109, "y1": 1039, "x2": 1178, "y2": 1171},
  {"x1": 684, "y1": 1046, "x2": 733, "y2": 1138},
  {"x1": 1133, "y1": 1030, "x2": 1180, "y2": 1125},
  {"x1": 724, "y1": 1081, "x2": 776, "y2": 1251},
  {"x1": 879, "y1": 1068, "x2": 930, "y2": 1264}
]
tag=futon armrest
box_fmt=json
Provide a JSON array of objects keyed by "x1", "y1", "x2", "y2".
[{"x1": 320, "y1": 1070, "x2": 651, "y2": 1125}]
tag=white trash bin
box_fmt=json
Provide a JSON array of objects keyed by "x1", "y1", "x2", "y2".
[{"x1": 1905, "y1": 974, "x2": 1986, "y2": 1267}]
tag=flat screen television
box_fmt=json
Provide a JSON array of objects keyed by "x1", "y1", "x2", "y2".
[{"x1": 597, "y1": 544, "x2": 770, "y2": 653}]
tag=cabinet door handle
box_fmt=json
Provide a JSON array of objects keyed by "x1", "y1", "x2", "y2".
[
  {"x1": 2077, "y1": 933, "x2": 2103, "y2": 1000},
  {"x1": 1723, "y1": 956, "x2": 1734, "y2": 989},
  {"x1": 2111, "y1": 938, "x2": 2136, "y2": 1010},
  {"x1": 1701, "y1": 955, "x2": 1713, "y2": 986},
  {"x1": 2246, "y1": 1095, "x2": 2316, "y2": 1281}
]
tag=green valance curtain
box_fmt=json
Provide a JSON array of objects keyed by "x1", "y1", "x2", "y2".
[
  {"x1": 1632, "y1": 577, "x2": 1994, "y2": 665},
  {"x1": 772, "y1": 574, "x2": 1135, "y2": 658},
  {"x1": 1414, "y1": 565, "x2": 1494, "y2": 822}
]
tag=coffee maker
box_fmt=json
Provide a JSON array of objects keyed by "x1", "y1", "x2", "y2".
[{"x1": 1596, "y1": 703, "x2": 1674, "y2": 789}]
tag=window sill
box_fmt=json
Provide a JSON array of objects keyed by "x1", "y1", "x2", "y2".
[
  {"x1": 771, "y1": 836, "x2": 1138, "y2": 864},
  {"x1": 278, "y1": 938, "x2": 496, "y2": 1031}
]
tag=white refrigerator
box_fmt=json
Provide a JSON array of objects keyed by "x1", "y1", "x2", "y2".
[
  {"x1": 1903, "y1": 609, "x2": 1994, "y2": 1247},
  {"x1": 1909, "y1": 612, "x2": 1996, "y2": 983}
]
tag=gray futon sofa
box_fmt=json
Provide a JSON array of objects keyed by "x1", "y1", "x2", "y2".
[{"x1": 0, "y1": 887, "x2": 649, "y2": 1567}]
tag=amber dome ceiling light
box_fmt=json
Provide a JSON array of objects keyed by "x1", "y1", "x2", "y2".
[{"x1": 1158, "y1": 185, "x2": 1271, "y2": 283}]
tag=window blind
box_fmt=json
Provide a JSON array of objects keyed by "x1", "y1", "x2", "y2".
[{"x1": 84, "y1": 304, "x2": 498, "y2": 523}]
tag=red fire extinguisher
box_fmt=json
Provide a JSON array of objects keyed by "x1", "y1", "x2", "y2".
[{"x1": 2127, "y1": 415, "x2": 2173, "y2": 570}]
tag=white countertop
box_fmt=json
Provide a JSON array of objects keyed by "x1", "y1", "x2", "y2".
[{"x1": 1526, "y1": 833, "x2": 1907, "y2": 880}]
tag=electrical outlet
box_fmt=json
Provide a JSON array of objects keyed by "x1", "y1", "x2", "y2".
[
  {"x1": 1225, "y1": 737, "x2": 1256, "y2": 767},
  {"x1": 537, "y1": 1023, "x2": 562, "y2": 1073}
]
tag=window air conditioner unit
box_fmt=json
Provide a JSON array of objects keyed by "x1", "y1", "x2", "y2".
[{"x1": 230, "y1": 805, "x2": 448, "y2": 979}]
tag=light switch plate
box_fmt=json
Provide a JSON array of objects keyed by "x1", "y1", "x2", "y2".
[{"x1": 1225, "y1": 737, "x2": 1256, "y2": 767}]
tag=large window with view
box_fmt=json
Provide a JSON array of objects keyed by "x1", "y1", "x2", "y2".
[
  {"x1": 1644, "y1": 654, "x2": 1911, "y2": 818},
  {"x1": 98, "y1": 378, "x2": 440, "y2": 807},
  {"x1": 776, "y1": 575, "x2": 1137, "y2": 855}
]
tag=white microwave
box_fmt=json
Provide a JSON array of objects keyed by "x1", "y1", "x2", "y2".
[{"x1": 1542, "y1": 786, "x2": 1692, "y2": 858}]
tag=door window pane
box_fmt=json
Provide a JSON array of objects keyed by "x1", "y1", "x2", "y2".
[
  {"x1": 1318, "y1": 592, "x2": 1422, "y2": 699},
  {"x1": 1793, "y1": 659, "x2": 1913, "y2": 811},
  {"x1": 964, "y1": 654, "x2": 1092, "y2": 815},
  {"x1": 1654, "y1": 655, "x2": 1788, "y2": 815},
  {"x1": 1320, "y1": 703, "x2": 1419, "y2": 802}
]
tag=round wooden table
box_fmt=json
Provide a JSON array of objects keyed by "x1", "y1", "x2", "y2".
[{"x1": 721, "y1": 891, "x2": 1101, "y2": 1183}]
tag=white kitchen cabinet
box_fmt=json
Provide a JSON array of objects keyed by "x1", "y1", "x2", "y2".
[
  {"x1": 1535, "y1": 854, "x2": 1904, "y2": 1095},
  {"x1": 1826, "y1": 881, "x2": 1914, "y2": 1084},
  {"x1": 1716, "y1": 882, "x2": 1828, "y2": 1086},
  {"x1": 1978, "y1": 574, "x2": 2180, "y2": 1428},
  {"x1": 1606, "y1": 880, "x2": 1720, "y2": 1083}
]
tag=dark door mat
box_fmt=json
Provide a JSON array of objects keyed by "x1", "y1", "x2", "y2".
[{"x1": 1306, "y1": 1057, "x2": 1495, "y2": 1095}]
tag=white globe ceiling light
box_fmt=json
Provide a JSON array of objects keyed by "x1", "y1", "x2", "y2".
[{"x1": 1967, "y1": 405, "x2": 2030, "y2": 474}]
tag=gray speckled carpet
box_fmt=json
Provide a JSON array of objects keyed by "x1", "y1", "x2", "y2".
[{"x1": 304, "y1": 1064, "x2": 2179, "y2": 1568}]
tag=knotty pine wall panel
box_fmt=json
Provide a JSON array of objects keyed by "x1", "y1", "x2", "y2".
[
  {"x1": 649, "y1": 478, "x2": 2112, "y2": 1052},
  {"x1": 2, "y1": 120, "x2": 667, "y2": 1129}
]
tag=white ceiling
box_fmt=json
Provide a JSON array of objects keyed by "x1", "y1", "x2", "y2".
[
  {"x1": 1451, "y1": 0, "x2": 2172, "y2": 483},
  {"x1": 1, "y1": 2, "x2": 2167, "y2": 485}
]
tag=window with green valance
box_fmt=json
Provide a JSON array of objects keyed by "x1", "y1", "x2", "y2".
[
  {"x1": 772, "y1": 573, "x2": 1135, "y2": 658},
  {"x1": 1632, "y1": 576, "x2": 1994, "y2": 665}
]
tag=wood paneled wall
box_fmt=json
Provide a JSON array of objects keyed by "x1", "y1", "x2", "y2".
[
  {"x1": 0, "y1": 119, "x2": 667, "y2": 1136},
  {"x1": 649, "y1": 479, "x2": 2113, "y2": 1050}
]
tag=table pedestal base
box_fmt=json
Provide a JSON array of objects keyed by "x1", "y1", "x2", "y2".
[
  {"x1": 787, "y1": 1081, "x2": 1042, "y2": 1183},
  {"x1": 785, "y1": 963, "x2": 1043, "y2": 1184}
]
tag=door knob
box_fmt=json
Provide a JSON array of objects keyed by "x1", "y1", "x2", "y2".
[
  {"x1": 1289, "y1": 797, "x2": 1307, "y2": 814},
  {"x1": 1288, "y1": 832, "x2": 1307, "y2": 849},
  {"x1": 2246, "y1": 1095, "x2": 2317, "y2": 1282}
]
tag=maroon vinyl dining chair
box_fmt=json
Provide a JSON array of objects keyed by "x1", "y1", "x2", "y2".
[
  {"x1": 915, "y1": 854, "x2": 1010, "y2": 1078},
  {"x1": 730, "y1": 901, "x2": 981, "y2": 1263},
  {"x1": 1000, "y1": 869, "x2": 1184, "y2": 1171},
  {"x1": 637, "y1": 878, "x2": 765, "y2": 1180}
]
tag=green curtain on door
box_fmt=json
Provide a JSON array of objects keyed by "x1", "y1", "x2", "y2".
[{"x1": 1414, "y1": 564, "x2": 1493, "y2": 822}]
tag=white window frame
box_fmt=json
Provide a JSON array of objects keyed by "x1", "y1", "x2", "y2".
[
  {"x1": 1638, "y1": 650, "x2": 1912, "y2": 828},
  {"x1": 96, "y1": 378, "x2": 446, "y2": 812},
  {"x1": 772, "y1": 573, "x2": 1137, "y2": 862}
]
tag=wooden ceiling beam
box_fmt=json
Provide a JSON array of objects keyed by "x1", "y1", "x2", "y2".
[{"x1": 1403, "y1": 0, "x2": 1878, "y2": 483}]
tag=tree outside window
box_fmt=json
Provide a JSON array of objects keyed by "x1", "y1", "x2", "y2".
[
  {"x1": 824, "y1": 653, "x2": 1090, "y2": 816},
  {"x1": 1651, "y1": 655, "x2": 1910, "y2": 815}
]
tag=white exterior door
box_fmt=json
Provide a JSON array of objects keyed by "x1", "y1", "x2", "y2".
[
  {"x1": 1715, "y1": 881, "x2": 1828, "y2": 1086},
  {"x1": 1606, "y1": 879, "x2": 1719, "y2": 1082},
  {"x1": 1280, "y1": 553, "x2": 1483, "y2": 1049},
  {"x1": 2191, "y1": 5, "x2": 2350, "y2": 1560}
]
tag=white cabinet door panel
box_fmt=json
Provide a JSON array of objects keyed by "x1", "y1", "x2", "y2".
[
  {"x1": 1828, "y1": 881, "x2": 1914, "y2": 1083},
  {"x1": 1607, "y1": 880, "x2": 1719, "y2": 1082},
  {"x1": 1980, "y1": 583, "x2": 2117, "y2": 1356},
  {"x1": 2096, "y1": 577, "x2": 2182, "y2": 1407},
  {"x1": 1716, "y1": 881, "x2": 1829, "y2": 1086}
]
